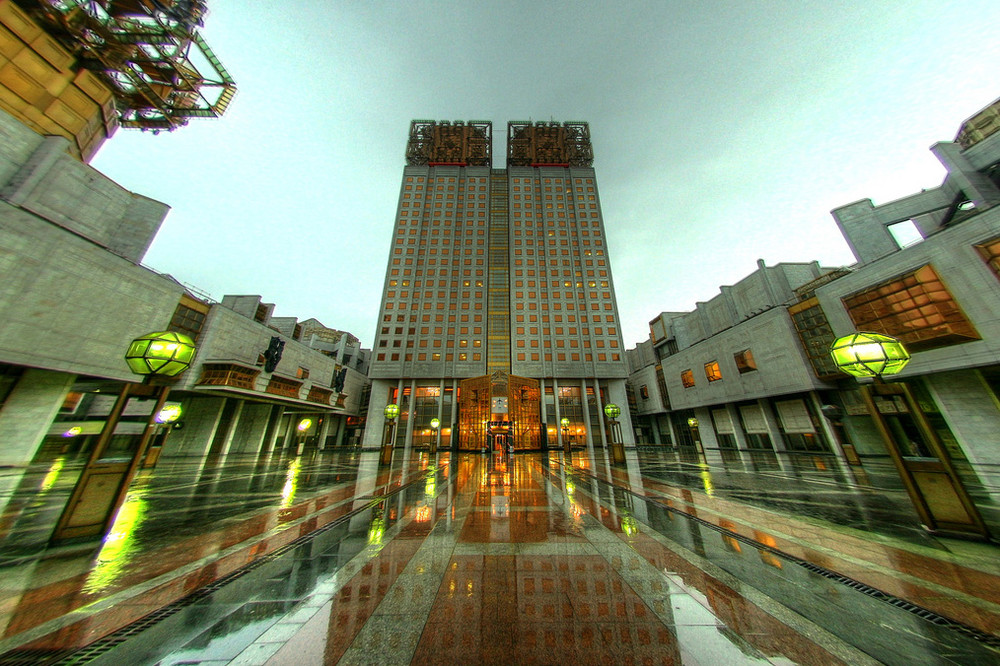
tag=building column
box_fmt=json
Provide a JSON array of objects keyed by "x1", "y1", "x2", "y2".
[
  {"x1": 449, "y1": 379, "x2": 459, "y2": 448},
  {"x1": 590, "y1": 378, "x2": 607, "y2": 449},
  {"x1": 582, "y1": 378, "x2": 596, "y2": 450},
  {"x1": 215, "y1": 399, "x2": 244, "y2": 457},
  {"x1": 334, "y1": 416, "x2": 347, "y2": 446},
  {"x1": 552, "y1": 377, "x2": 563, "y2": 448},
  {"x1": 227, "y1": 403, "x2": 273, "y2": 455},
  {"x1": 758, "y1": 399, "x2": 788, "y2": 452},
  {"x1": 161, "y1": 396, "x2": 227, "y2": 457},
  {"x1": 362, "y1": 379, "x2": 392, "y2": 449},
  {"x1": 403, "y1": 379, "x2": 417, "y2": 453},
  {"x1": 650, "y1": 416, "x2": 662, "y2": 445},
  {"x1": 606, "y1": 379, "x2": 634, "y2": 444},
  {"x1": 435, "y1": 378, "x2": 445, "y2": 451},
  {"x1": 726, "y1": 404, "x2": 750, "y2": 450},
  {"x1": 260, "y1": 405, "x2": 283, "y2": 455},
  {"x1": 693, "y1": 407, "x2": 719, "y2": 449},
  {"x1": 0, "y1": 369, "x2": 76, "y2": 467},
  {"x1": 316, "y1": 413, "x2": 333, "y2": 450}
]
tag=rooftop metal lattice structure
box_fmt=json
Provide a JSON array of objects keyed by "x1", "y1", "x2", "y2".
[
  {"x1": 17, "y1": 0, "x2": 235, "y2": 131},
  {"x1": 507, "y1": 121, "x2": 593, "y2": 167},
  {"x1": 405, "y1": 120, "x2": 492, "y2": 167}
]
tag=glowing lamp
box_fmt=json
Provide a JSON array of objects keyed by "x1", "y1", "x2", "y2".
[
  {"x1": 155, "y1": 404, "x2": 182, "y2": 424},
  {"x1": 687, "y1": 418, "x2": 698, "y2": 427},
  {"x1": 384, "y1": 403, "x2": 400, "y2": 420},
  {"x1": 297, "y1": 418, "x2": 312, "y2": 432},
  {"x1": 63, "y1": 426, "x2": 82, "y2": 438},
  {"x1": 561, "y1": 418, "x2": 570, "y2": 427},
  {"x1": 603, "y1": 403, "x2": 621, "y2": 419},
  {"x1": 430, "y1": 417, "x2": 440, "y2": 429},
  {"x1": 830, "y1": 332, "x2": 910, "y2": 378},
  {"x1": 125, "y1": 331, "x2": 196, "y2": 377}
]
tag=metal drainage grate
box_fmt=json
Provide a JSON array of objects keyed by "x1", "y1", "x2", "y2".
[{"x1": 549, "y1": 462, "x2": 1000, "y2": 651}]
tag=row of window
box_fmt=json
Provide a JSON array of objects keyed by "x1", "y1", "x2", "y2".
[
  {"x1": 379, "y1": 338, "x2": 482, "y2": 349},
  {"x1": 388, "y1": 279, "x2": 483, "y2": 287},
  {"x1": 376, "y1": 352, "x2": 480, "y2": 362},
  {"x1": 382, "y1": 313, "x2": 483, "y2": 323},
  {"x1": 681, "y1": 350, "x2": 757, "y2": 388},
  {"x1": 374, "y1": 351, "x2": 620, "y2": 363},
  {"x1": 382, "y1": 326, "x2": 483, "y2": 336},
  {"x1": 515, "y1": 339, "x2": 619, "y2": 348}
]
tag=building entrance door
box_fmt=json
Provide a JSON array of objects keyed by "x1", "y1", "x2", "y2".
[{"x1": 458, "y1": 371, "x2": 542, "y2": 450}]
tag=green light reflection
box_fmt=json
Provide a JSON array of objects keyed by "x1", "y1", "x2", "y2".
[
  {"x1": 39, "y1": 457, "x2": 65, "y2": 493},
  {"x1": 82, "y1": 488, "x2": 149, "y2": 594},
  {"x1": 280, "y1": 458, "x2": 301, "y2": 508}
]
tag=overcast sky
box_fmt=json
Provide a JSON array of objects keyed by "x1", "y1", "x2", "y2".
[{"x1": 91, "y1": 0, "x2": 999, "y2": 349}]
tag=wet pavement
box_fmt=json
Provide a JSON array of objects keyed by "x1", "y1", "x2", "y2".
[{"x1": 0, "y1": 446, "x2": 998, "y2": 665}]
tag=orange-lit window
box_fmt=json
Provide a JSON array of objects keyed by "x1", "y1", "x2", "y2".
[
  {"x1": 705, "y1": 361, "x2": 722, "y2": 382},
  {"x1": 681, "y1": 369, "x2": 695, "y2": 388},
  {"x1": 842, "y1": 264, "x2": 980, "y2": 351},
  {"x1": 734, "y1": 349, "x2": 756, "y2": 373},
  {"x1": 975, "y1": 236, "x2": 1000, "y2": 279}
]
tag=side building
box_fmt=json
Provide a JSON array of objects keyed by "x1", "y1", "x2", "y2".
[
  {"x1": 0, "y1": 107, "x2": 367, "y2": 480},
  {"x1": 626, "y1": 98, "x2": 1000, "y2": 531},
  {"x1": 363, "y1": 120, "x2": 634, "y2": 452},
  {"x1": 627, "y1": 262, "x2": 843, "y2": 454}
]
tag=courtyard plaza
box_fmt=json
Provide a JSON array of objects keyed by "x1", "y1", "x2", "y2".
[{"x1": 0, "y1": 444, "x2": 997, "y2": 665}]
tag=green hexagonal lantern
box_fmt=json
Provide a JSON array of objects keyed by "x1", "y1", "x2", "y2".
[
  {"x1": 830, "y1": 332, "x2": 910, "y2": 378},
  {"x1": 125, "y1": 331, "x2": 196, "y2": 377},
  {"x1": 384, "y1": 403, "x2": 400, "y2": 420},
  {"x1": 604, "y1": 403, "x2": 621, "y2": 419}
]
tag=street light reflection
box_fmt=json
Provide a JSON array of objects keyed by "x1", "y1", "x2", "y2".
[
  {"x1": 280, "y1": 458, "x2": 301, "y2": 508},
  {"x1": 82, "y1": 488, "x2": 149, "y2": 594}
]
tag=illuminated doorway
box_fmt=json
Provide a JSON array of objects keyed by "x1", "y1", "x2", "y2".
[{"x1": 458, "y1": 371, "x2": 541, "y2": 450}]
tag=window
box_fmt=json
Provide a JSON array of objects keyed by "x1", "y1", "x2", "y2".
[
  {"x1": 681, "y1": 370, "x2": 695, "y2": 388},
  {"x1": 976, "y1": 236, "x2": 1000, "y2": 279},
  {"x1": 705, "y1": 361, "x2": 722, "y2": 382},
  {"x1": 169, "y1": 301, "x2": 208, "y2": 341},
  {"x1": 789, "y1": 298, "x2": 841, "y2": 379},
  {"x1": 734, "y1": 349, "x2": 756, "y2": 373},
  {"x1": 843, "y1": 264, "x2": 980, "y2": 351}
]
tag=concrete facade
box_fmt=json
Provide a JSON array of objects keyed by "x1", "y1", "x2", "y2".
[
  {"x1": 627, "y1": 99, "x2": 1000, "y2": 529},
  {"x1": 0, "y1": 107, "x2": 369, "y2": 468}
]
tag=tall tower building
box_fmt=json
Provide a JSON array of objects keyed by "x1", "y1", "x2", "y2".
[{"x1": 364, "y1": 120, "x2": 634, "y2": 452}]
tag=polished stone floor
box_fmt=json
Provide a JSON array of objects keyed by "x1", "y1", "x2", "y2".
[{"x1": 0, "y1": 445, "x2": 998, "y2": 665}]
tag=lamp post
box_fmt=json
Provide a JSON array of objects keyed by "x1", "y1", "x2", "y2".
[
  {"x1": 429, "y1": 417, "x2": 440, "y2": 454},
  {"x1": 143, "y1": 402, "x2": 183, "y2": 468},
  {"x1": 829, "y1": 332, "x2": 989, "y2": 539},
  {"x1": 296, "y1": 417, "x2": 313, "y2": 455},
  {"x1": 381, "y1": 403, "x2": 399, "y2": 466},
  {"x1": 604, "y1": 403, "x2": 626, "y2": 464},
  {"x1": 54, "y1": 331, "x2": 196, "y2": 543},
  {"x1": 560, "y1": 417, "x2": 571, "y2": 455}
]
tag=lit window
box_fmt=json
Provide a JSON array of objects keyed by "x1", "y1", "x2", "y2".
[
  {"x1": 705, "y1": 361, "x2": 722, "y2": 382},
  {"x1": 843, "y1": 264, "x2": 980, "y2": 351},
  {"x1": 681, "y1": 369, "x2": 695, "y2": 388}
]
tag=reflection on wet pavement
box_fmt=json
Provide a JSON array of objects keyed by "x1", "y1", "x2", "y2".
[{"x1": 0, "y1": 447, "x2": 998, "y2": 665}]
